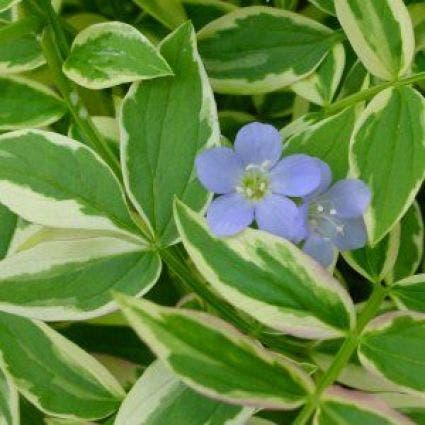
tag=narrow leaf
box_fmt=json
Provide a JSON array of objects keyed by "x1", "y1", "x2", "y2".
[
  {"x1": 0, "y1": 130, "x2": 142, "y2": 239},
  {"x1": 0, "y1": 203, "x2": 16, "y2": 260},
  {"x1": 349, "y1": 86, "x2": 425, "y2": 244},
  {"x1": 391, "y1": 274, "x2": 425, "y2": 313},
  {"x1": 197, "y1": 6, "x2": 341, "y2": 94},
  {"x1": 115, "y1": 294, "x2": 314, "y2": 409},
  {"x1": 315, "y1": 386, "x2": 415, "y2": 425},
  {"x1": 115, "y1": 360, "x2": 255, "y2": 425},
  {"x1": 0, "y1": 312, "x2": 125, "y2": 420},
  {"x1": 63, "y1": 22, "x2": 172, "y2": 89},
  {"x1": 120, "y1": 22, "x2": 219, "y2": 247},
  {"x1": 174, "y1": 200, "x2": 355, "y2": 340},
  {"x1": 0, "y1": 367, "x2": 18, "y2": 425},
  {"x1": 0, "y1": 234, "x2": 161, "y2": 320},
  {"x1": 0, "y1": 76, "x2": 66, "y2": 130},
  {"x1": 358, "y1": 312, "x2": 425, "y2": 396},
  {"x1": 335, "y1": 0, "x2": 415, "y2": 80}
]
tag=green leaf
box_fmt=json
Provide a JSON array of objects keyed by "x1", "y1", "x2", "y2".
[
  {"x1": 358, "y1": 312, "x2": 425, "y2": 396},
  {"x1": 335, "y1": 0, "x2": 415, "y2": 80},
  {"x1": 174, "y1": 200, "x2": 355, "y2": 340},
  {"x1": 0, "y1": 367, "x2": 18, "y2": 425},
  {"x1": 0, "y1": 21, "x2": 44, "y2": 73},
  {"x1": 120, "y1": 22, "x2": 219, "y2": 247},
  {"x1": 309, "y1": 0, "x2": 336, "y2": 15},
  {"x1": 0, "y1": 232, "x2": 161, "y2": 320},
  {"x1": 197, "y1": 6, "x2": 341, "y2": 94},
  {"x1": 291, "y1": 43, "x2": 345, "y2": 105},
  {"x1": 63, "y1": 22, "x2": 172, "y2": 90},
  {"x1": 0, "y1": 311, "x2": 125, "y2": 420},
  {"x1": 386, "y1": 202, "x2": 424, "y2": 284},
  {"x1": 0, "y1": 130, "x2": 142, "y2": 240},
  {"x1": 115, "y1": 359, "x2": 255, "y2": 425},
  {"x1": 390, "y1": 274, "x2": 425, "y2": 313},
  {"x1": 342, "y1": 223, "x2": 400, "y2": 283},
  {"x1": 182, "y1": 0, "x2": 237, "y2": 31},
  {"x1": 0, "y1": 76, "x2": 66, "y2": 130},
  {"x1": 338, "y1": 60, "x2": 370, "y2": 99},
  {"x1": 0, "y1": 203, "x2": 16, "y2": 260},
  {"x1": 115, "y1": 294, "x2": 314, "y2": 409},
  {"x1": 132, "y1": 0, "x2": 187, "y2": 30},
  {"x1": 0, "y1": 0, "x2": 19, "y2": 13},
  {"x1": 315, "y1": 386, "x2": 414, "y2": 425},
  {"x1": 284, "y1": 106, "x2": 357, "y2": 180},
  {"x1": 349, "y1": 86, "x2": 425, "y2": 244}
]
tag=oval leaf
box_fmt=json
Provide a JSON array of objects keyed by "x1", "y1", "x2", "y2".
[
  {"x1": 284, "y1": 106, "x2": 357, "y2": 180},
  {"x1": 391, "y1": 274, "x2": 425, "y2": 313},
  {"x1": 174, "y1": 200, "x2": 355, "y2": 340},
  {"x1": 0, "y1": 311, "x2": 125, "y2": 419},
  {"x1": 115, "y1": 294, "x2": 314, "y2": 409},
  {"x1": 291, "y1": 43, "x2": 345, "y2": 106},
  {"x1": 315, "y1": 386, "x2": 415, "y2": 425},
  {"x1": 349, "y1": 86, "x2": 425, "y2": 244},
  {"x1": 63, "y1": 22, "x2": 172, "y2": 89},
  {"x1": 335, "y1": 0, "x2": 415, "y2": 80},
  {"x1": 358, "y1": 312, "x2": 425, "y2": 396},
  {"x1": 342, "y1": 223, "x2": 400, "y2": 283},
  {"x1": 0, "y1": 76, "x2": 66, "y2": 130},
  {"x1": 386, "y1": 202, "x2": 424, "y2": 284},
  {"x1": 197, "y1": 6, "x2": 341, "y2": 94},
  {"x1": 115, "y1": 359, "x2": 255, "y2": 425},
  {"x1": 0, "y1": 234, "x2": 161, "y2": 321},
  {"x1": 0, "y1": 130, "x2": 142, "y2": 239},
  {"x1": 120, "y1": 22, "x2": 219, "y2": 247}
]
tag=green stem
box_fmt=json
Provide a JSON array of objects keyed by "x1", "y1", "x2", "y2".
[
  {"x1": 293, "y1": 283, "x2": 389, "y2": 425},
  {"x1": 324, "y1": 72, "x2": 425, "y2": 116},
  {"x1": 40, "y1": 27, "x2": 121, "y2": 177}
]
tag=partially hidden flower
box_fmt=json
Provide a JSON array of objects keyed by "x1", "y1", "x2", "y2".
[
  {"x1": 195, "y1": 122, "x2": 322, "y2": 240},
  {"x1": 299, "y1": 160, "x2": 371, "y2": 267}
]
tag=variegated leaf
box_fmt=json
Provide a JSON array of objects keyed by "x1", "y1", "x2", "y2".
[
  {"x1": 349, "y1": 86, "x2": 425, "y2": 244},
  {"x1": 63, "y1": 22, "x2": 172, "y2": 89},
  {"x1": 0, "y1": 76, "x2": 66, "y2": 130},
  {"x1": 314, "y1": 386, "x2": 414, "y2": 425},
  {"x1": 0, "y1": 233, "x2": 161, "y2": 321},
  {"x1": 343, "y1": 223, "x2": 400, "y2": 284},
  {"x1": 115, "y1": 294, "x2": 314, "y2": 409},
  {"x1": 386, "y1": 202, "x2": 424, "y2": 284},
  {"x1": 335, "y1": 0, "x2": 415, "y2": 80},
  {"x1": 69, "y1": 116, "x2": 119, "y2": 146},
  {"x1": 390, "y1": 274, "x2": 425, "y2": 313},
  {"x1": 338, "y1": 61, "x2": 370, "y2": 99},
  {"x1": 197, "y1": 6, "x2": 342, "y2": 94},
  {"x1": 120, "y1": 22, "x2": 219, "y2": 247},
  {"x1": 0, "y1": 0, "x2": 19, "y2": 13},
  {"x1": 0, "y1": 312, "x2": 125, "y2": 419},
  {"x1": 284, "y1": 106, "x2": 357, "y2": 180},
  {"x1": 291, "y1": 43, "x2": 345, "y2": 105},
  {"x1": 358, "y1": 312, "x2": 425, "y2": 396},
  {"x1": 309, "y1": 0, "x2": 335, "y2": 16},
  {"x1": 0, "y1": 367, "x2": 18, "y2": 425},
  {"x1": 174, "y1": 200, "x2": 355, "y2": 340},
  {"x1": 115, "y1": 360, "x2": 255, "y2": 425},
  {"x1": 132, "y1": 0, "x2": 187, "y2": 30},
  {"x1": 0, "y1": 130, "x2": 143, "y2": 240},
  {"x1": 0, "y1": 203, "x2": 16, "y2": 260}
]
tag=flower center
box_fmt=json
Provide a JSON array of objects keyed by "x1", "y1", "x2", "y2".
[
  {"x1": 308, "y1": 202, "x2": 344, "y2": 236},
  {"x1": 236, "y1": 164, "x2": 270, "y2": 202}
]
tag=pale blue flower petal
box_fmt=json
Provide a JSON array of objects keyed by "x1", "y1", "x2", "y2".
[
  {"x1": 270, "y1": 154, "x2": 322, "y2": 197},
  {"x1": 318, "y1": 179, "x2": 371, "y2": 218},
  {"x1": 255, "y1": 194, "x2": 303, "y2": 241},
  {"x1": 207, "y1": 193, "x2": 254, "y2": 236},
  {"x1": 196, "y1": 147, "x2": 244, "y2": 194},
  {"x1": 332, "y1": 217, "x2": 368, "y2": 251},
  {"x1": 307, "y1": 159, "x2": 332, "y2": 199},
  {"x1": 234, "y1": 122, "x2": 282, "y2": 167},
  {"x1": 303, "y1": 234, "x2": 335, "y2": 267}
]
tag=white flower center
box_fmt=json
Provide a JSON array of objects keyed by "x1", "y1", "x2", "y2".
[{"x1": 236, "y1": 163, "x2": 271, "y2": 202}]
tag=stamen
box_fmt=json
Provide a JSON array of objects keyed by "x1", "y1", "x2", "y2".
[
  {"x1": 316, "y1": 204, "x2": 324, "y2": 213},
  {"x1": 329, "y1": 208, "x2": 337, "y2": 215},
  {"x1": 336, "y1": 225, "x2": 344, "y2": 234}
]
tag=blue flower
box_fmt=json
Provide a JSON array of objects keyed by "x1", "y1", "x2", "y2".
[
  {"x1": 299, "y1": 160, "x2": 371, "y2": 267},
  {"x1": 195, "y1": 122, "x2": 322, "y2": 239}
]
